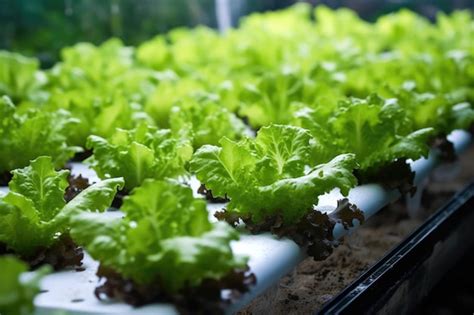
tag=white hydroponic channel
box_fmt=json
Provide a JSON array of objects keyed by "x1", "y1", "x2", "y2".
[{"x1": 0, "y1": 131, "x2": 470, "y2": 315}]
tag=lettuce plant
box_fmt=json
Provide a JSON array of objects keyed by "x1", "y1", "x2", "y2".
[
  {"x1": 0, "y1": 51, "x2": 45, "y2": 104},
  {"x1": 144, "y1": 75, "x2": 205, "y2": 127},
  {"x1": 190, "y1": 124, "x2": 358, "y2": 225},
  {"x1": 238, "y1": 67, "x2": 317, "y2": 128},
  {"x1": 0, "y1": 156, "x2": 123, "y2": 259},
  {"x1": 86, "y1": 123, "x2": 193, "y2": 191},
  {"x1": 295, "y1": 94, "x2": 434, "y2": 171},
  {"x1": 0, "y1": 256, "x2": 50, "y2": 315},
  {"x1": 70, "y1": 179, "x2": 248, "y2": 293},
  {"x1": 389, "y1": 85, "x2": 474, "y2": 135},
  {"x1": 170, "y1": 96, "x2": 247, "y2": 149},
  {"x1": 50, "y1": 39, "x2": 134, "y2": 88},
  {"x1": 45, "y1": 91, "x2": 154, "y2": 147},
  {"x1": 0, "y1": 96, "x2": 80, "y2": 174},
  {"x1": 43, "y1": 39, "x2": 158, "y2": 147}
]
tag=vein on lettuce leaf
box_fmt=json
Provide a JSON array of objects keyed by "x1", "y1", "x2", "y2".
[
  {"x1": 0, "y1": 156, "x2": 123, "y2": 256},
  {"x1": 0, "y1": 256, "x2": 50, "y2": 315},
  {"x1": 190, "y1": 124, "x2": 358, "y2": 224},
  {"x1": 86, "y1": 123, "x2": 193, "y2": 191},
  {"x1": 70, "y1": 179, "x2": 247, "y2": 293}
]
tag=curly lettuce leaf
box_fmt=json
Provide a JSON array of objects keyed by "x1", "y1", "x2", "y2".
[
  {"x1": 0, "y1": 96, "x2": 81, "y2": 173},
  {"x1": 53, "y1": 39, "x2": 134, "y2": 87},
  {"x1": 190, "y1": 125, "x2": 358, "y2": 224},
  {"x1": 71, "y1": 179, "x2": 247, "y2": 292},
  {"x1": 0, "y1": 156, "x2": 123, "y2": 256},
  {"x1": 390, "y1": 85, "x2": 474, "y2": 134},
  {"x1": 86, "y1": 123, "x2": 192, "y2": 191},
  {"x1": 44, "y1": 39, "x2": 157, "y2": 147},
  {"x1": 144, "y1": 75, "x2": 205, "y2": 127},
  {"x1": 170, "y1": 96, "x2": 246, "y2": 148},
  {"x1": 0, "y1": 256, "x2": 50, "y2": 315},
  {"x1": 0, "y1": 51, "x2": 45, "y2": 104},
  {"x1": 44, "y1": 89, "x2": 155, "y2": 147},
  {"x1": 238, "y1": 67, "x2": 318, "y2": 128},
  {"x1": 295, "y1": 94, "x2": 434, "y2": 171}
]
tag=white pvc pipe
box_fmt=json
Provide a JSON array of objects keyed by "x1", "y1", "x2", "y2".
[{"x1": 216, "y1": 0, "x2": 232, "y2": 33}]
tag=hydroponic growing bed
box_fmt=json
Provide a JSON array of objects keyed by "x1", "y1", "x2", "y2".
[{"x1": 0, "y1": 4, "x2": 473, "y2": 315}]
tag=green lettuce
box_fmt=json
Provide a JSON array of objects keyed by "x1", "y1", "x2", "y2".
[
  {"x1": 389, "y1": 84, "x2": 474, "y2": 135},
  {"x1": 50, "y1": 39, "x2": 134, "y2": 87},
  {"x1": 0, "y1": 96, "x2": 81, "y2": 173},
  {"x1": 0, "y1": 51, "x2": 45, "y2": 104},
  {"x1": 70, "y1": 179, "x2": 247, "y2": 293},
  {"x1": 43, "y1": 39, "x2": 158, "y2": 147},
  {"x1": 86, "y1": 123, "x2": 193, "y2": 191},
  {"x1": 190, "y1": 124, "x2": 358, "y2": 224},
  {"x1": 44, "y1": 90, "x2": 154, "y2": 147},
  {"x1": 170, "y1": 96, "x2": 247, "y2": 148},
  {"x1": 238, "y1": 67, "x2": 317, "y2": 128},
  {"x1": 295, "y1": 94, "x2": 434, "y2": 171},
  {"x1": 0, "y1": 156, "x2": 123, "y2": 256},
  {"x1": 0, "y1": 256, "x2": 50, "y2": 315},
  {"x1": 144, "y1": 74, "x2": 205, "y2": 127}
]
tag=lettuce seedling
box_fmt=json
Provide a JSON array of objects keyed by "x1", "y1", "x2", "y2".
[
  {"x1": 86, "y1": 123, "x2": 192, "y2": 191},
  {"x1": 0, "y1": 156, "x2": 123, "y2": 259},
  {"x1": 170, "y1": 96, "x2": 246, "y2": 149},
  {"x1": 70, "y1": 179, "x2": 248, "y2": 294},
  {"x1": 390, "y1": 85, "x2": 474, "y2": 135},
  {"x1": 0, "y1": 51, "x2": 45, "y2": 104},
  {"x1": 294, "y1": 94, "x2": 434, "y2": 193},
  {"x1": 0, "y1": 96, "x2": 81, "y2": 174},
  {"x1": 190, "y1": 124, "x2": 358, "y2": 225},
  {"x1": 295, "y1": 94, "x2": 434, "y2": 170}
]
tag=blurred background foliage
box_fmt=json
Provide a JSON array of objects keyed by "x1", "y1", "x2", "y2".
[{"x1": 0, "y1": 0, "x2": 472, "y2": 67}]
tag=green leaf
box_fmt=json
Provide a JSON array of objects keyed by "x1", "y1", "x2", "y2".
[
  {"x1": 70, "y1": 179, "x2": 247, "y2": 292},
  {"x1": 0, "y1": 158, "x2": 122, "y2": 257},
  {"x1": 297, "y1": 95, "x2": 434, "y2": 171},
  {"x1": 9, "y1": 156, "x2": 69, "y2": 220},
  {"x1": 0, "y1": 256, "x2": 50, "y2": 315},
  {"x1": 189, "y1": 138, "x2": 256, "y2": 198},
  {"x1": 254, "y1": 153, "x2": 358, "y2": 223},
  {"x1": 55, "y1": 177, "x2": 124, "y2": 223},
  {"x1": 191, "y1": 125, "x2": 358, "y2": 224},
  {"x1": 0, "y1": 96, "x2": 81, "y2": 173},
  {"x1": 169, "y1": 97, "x2": 246, "y2": 149},
  {"x1": 86, "y1": 124, "x2": 192, "y2": 190},
  {"x1": 254, "y1": 124, "x2": 312, "y2": 180},
  {"x1": 0, "y1": 51, "x2": 43, "y2": 103}
]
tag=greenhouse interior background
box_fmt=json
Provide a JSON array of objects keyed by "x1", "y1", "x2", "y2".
[{"x1": 1, "y1": 0, "x2": 473, "y2": 66}]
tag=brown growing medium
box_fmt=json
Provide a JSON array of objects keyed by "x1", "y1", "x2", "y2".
[
  {"x1": 64, "y1": 174, "x2": 90, "y2": 202},
  {"x1": 94, "y1": 264, "x2": 256, "y2": 315},
  {"x1": 216, "y1": 199, "x2": 364, "y2": 261},
  {"x1": 198, "y1": 184, "x2": 230, "y2": 203},
  {"x1": 239, "y1": 145, "x2": 474, "y2": 315},
  {"x1": 0, "y1": 234, "x2": 84, "y2": 271}
]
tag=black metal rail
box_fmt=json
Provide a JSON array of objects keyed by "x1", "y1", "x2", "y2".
[{"x1": 318, "y1": 181, "x2": 474, "y2": 315}]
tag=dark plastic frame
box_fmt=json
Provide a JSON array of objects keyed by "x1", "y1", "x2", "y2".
[{"x1": 318, "y1": 181, "x2": 474, "y2": 315}]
